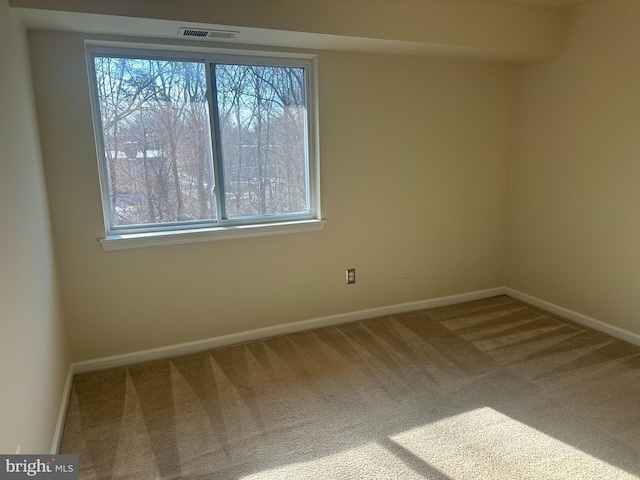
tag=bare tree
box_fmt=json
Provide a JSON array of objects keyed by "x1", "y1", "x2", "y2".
[{"x1": 94, "y1": 56, "x2": 308, "y2": 227}]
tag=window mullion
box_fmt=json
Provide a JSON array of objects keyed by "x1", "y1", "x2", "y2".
[{"x1": 205, "y1": 62, "x2": 227, "y2": 221}]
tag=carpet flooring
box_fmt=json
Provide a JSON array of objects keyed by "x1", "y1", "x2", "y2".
[{"x1": 60, "y1": 295, "x2": 640, "y2": 479}]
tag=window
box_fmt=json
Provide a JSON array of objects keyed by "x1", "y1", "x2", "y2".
[{"x1": 87, "y1": 45, "x2": 322, "y2": 250}]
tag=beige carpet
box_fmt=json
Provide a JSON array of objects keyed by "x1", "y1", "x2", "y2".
[{"x1": 60, "y1": 295, "x2": 640, "y2": 479}]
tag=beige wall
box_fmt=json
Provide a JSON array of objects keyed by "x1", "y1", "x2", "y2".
[
  {"x1": 507, "y1": 0, "x2": 640, "y2": 334},
  {"x1": 28, "y1": 31, "x2": 517, "y2": 361},
  {"x1": 7, "y1": 0, "x2": 640, "y2": 454},
  {"x1": 0, "y1": 0, "x2": 70, "y2": 453}
]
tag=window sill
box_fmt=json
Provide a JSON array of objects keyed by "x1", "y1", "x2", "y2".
[{"x1": 99, "y1": 219, "x2": 326, "y2": 251}]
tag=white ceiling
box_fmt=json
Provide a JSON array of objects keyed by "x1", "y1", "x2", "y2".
[
  {"x1": 16, "y1": 8, "x2": 553, "y2": 61},
  {"x1": 12, "y1": 0, "x2": 575, "y2": 62}
]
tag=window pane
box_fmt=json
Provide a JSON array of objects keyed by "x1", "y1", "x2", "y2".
[
  {"x1": 93, "y1": 56, "x2": 216, "y2": 227},
  {"x1": 214, "y1": 64, "x2": 309, "y2": 218}
]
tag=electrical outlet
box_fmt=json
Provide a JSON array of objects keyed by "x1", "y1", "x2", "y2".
[{"x1": 346, "y1": 268, "x2": 356, "y2": 284}]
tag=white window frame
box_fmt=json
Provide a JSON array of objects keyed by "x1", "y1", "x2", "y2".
[{"x1": 85, "y1": 42, "x2": 323, "y2": 251}]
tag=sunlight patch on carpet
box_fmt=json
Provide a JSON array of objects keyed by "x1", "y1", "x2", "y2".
[{"x1": 391, "y1": 407, "x2": 637, "y2": 480}]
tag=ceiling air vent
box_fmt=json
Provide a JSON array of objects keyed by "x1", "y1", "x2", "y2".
[{"x1": 178, "y1": 27, "x2": 239, "y2": 40}]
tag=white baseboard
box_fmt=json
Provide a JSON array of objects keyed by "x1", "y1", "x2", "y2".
[
  {"x1": 55, "y1": 287, "x2": 505, "y2": 454},
  {"x1": 50, "y1": 364, "x2": 74, "y2": 454},
  {"x1": 54, "y1": 285, "x2": 640, "y2": 454},
  {"x1": 504, "y1": 287, "x2": 640, "y2": 348},
  {"x1": 71, "y1": 287, "x2": 505, "y2": 375},
  {"x1": 70, "y1": 287, "x2": 640, "y2": 376}
]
